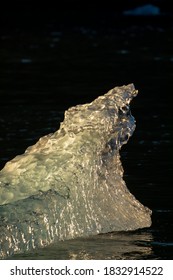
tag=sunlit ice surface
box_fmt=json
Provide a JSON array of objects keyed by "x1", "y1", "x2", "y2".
[
  {"x1": 9, "y1": 230, "x2": 153, "y2": 260},
  {"x1": 0, "y1": 84, "x2": 152, "y2": 259}
]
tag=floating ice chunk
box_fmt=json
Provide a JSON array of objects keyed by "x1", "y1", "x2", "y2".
[
  {"x1": 123, "y1": 4, "x2": 160, "y2": 16},
  {"x1": 0, "y1": 84, "x2": 152, "y2": 259}
]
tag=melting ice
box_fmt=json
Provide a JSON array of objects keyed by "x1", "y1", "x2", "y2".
[{"x1": 0, "y1": 84, "x2": 152, "y2": 259}]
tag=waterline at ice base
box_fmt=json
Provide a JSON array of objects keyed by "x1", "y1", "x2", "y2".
[{"x1": 0, "y1": 84, "x2": 152, "y2": 259}]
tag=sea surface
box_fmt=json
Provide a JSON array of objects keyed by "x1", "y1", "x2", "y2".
[{"x1": 0, "y1": 9, "x2": 172, "y2": 259}]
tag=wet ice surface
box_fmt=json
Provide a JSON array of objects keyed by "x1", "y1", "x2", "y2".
[
  {"x1": 0, "y1": 84, "x2": 139, "y2": 205},
  {"x1": 0, "y1": 84, "x2": 152, "y2": 259},
  {"x1": 0, "y1": 14, "x2": 172, "y2": 259}
]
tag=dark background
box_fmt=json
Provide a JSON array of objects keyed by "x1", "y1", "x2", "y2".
[
  {"x1": 0, "y1": 0, "x2": 172, "y2": 10},
  {"x1": 0, "y1": 0, "x2": 173, "y2": 259}
]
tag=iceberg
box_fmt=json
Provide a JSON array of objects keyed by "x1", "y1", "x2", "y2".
[
  {"x1": 123, "y1": 4, "x2": 160, "y2": 16},
  {"x1": 0, "y1": 84, "x2": 152, "y2": 259}
]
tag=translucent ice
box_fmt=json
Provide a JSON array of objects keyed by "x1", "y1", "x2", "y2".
[{"x1": 0, "y1": 84, "x2": 152, "y2": 259}]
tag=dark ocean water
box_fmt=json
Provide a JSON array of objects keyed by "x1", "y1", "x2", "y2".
[{"x1": 0, "y1": 9, "x2": 173, "y2": 259}]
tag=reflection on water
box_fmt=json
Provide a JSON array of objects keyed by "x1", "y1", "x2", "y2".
[
  {"x1": 7, "y1": 210, "x2": 173, "y2": 260},
  {"x1": 9, "y1": 230, "x2": 153, "y2": 260}
]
